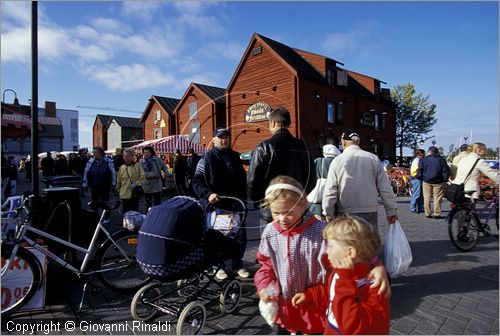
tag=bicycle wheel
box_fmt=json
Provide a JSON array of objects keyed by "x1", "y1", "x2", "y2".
[
  {"x1": 96, "y1": 231, "x2": 150, "y2": 291},
  {"x1": 1, "y1": 244, "x2": 42, "y2": 317},
  {"x1": 448, "y1": 209, "x2": 480, "y2": 251}
]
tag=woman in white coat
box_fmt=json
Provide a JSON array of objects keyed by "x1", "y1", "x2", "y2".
[{"x1": 451, "y1": 142, "x2": 498, "y2": 199}]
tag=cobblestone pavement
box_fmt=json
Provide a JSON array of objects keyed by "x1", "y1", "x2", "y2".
[{"x1": 2, "y1": 175, "x2": 498, "y2": 334}]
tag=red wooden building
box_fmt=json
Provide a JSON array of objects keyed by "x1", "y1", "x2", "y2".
[
  {"x1": 140, "y1": 95, "x2": 180, "y2": 141},
  {"x1": 174, "y1": 83, "x2": 226, "y2": 150},
  {"x1": 226, "y1": 33, "x2": 396, "y2": 159}
]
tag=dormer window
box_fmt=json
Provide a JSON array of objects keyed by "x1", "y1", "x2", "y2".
[{"x1": 326, "y1": 68, "x2": 335, "y2": 85}]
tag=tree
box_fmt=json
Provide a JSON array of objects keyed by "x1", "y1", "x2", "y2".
[{"x1": 391, "y1": 83, "x2": 438, "y2": 163}]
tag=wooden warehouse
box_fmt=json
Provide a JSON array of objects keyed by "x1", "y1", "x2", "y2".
[{"x1": 226, "y1": 33, "x2": 396, "y2": 159}]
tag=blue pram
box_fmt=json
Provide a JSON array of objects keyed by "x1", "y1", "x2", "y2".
[{"x1": 132, "y1": 196, "x2": 246, "y2": 335}]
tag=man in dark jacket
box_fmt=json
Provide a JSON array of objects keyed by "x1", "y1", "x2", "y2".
[
  {"x1": 40, "y1": 152, "x2": 54, "y2": 177},
  {"x1": 247, "y1": 107, "x2": 315, "y2": 233},
  {"x1": 192, "y1": 127, "x2": 248, "y2": 280},
  {"x1": 417, "y1": 146, "x2": 451, "y2": 219},
  {"x1": 186, "y1": 148, "x2": 201, "y2": 196},
  {"x1": 173, "y1": 149, "x2": 188, "y2": 195}
]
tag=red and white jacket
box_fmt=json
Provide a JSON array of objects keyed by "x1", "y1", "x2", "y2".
[
  {"x1": 304, "y1": 262, "x2": 390, "y2": 335},
  {"x1": 254, "y1": 214, "x2": 329, "y2": 334}
]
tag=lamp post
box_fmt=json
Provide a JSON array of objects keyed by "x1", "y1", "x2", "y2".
[{"x1": 2, "y1": 89, "x2": 20, "y2": 105}]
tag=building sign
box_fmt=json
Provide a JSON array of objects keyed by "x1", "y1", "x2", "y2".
[
  {"x1": 360, "y1": 111, "x2": 374, "y2": 127},
  {"x1": 245, "y1": 102, "x2": 271, "y2": 123}
]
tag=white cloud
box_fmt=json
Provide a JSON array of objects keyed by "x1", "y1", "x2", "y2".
[
  {"x1": 1, "y1": 1, "x2": 31, "y2": 26},
  {"x1": 177, "y1": 13, "x2": 225, "y2": 36},
  {"x1": 121, "y1": 2, "x2": 163, "y2": 20},
  {"x1": 0, "y1": 26, "x2": 31, "y2": 63},
  {"x1": 321, "y1": 20, "x2": 381, "y2": 57},
  {"x1": 173, "y1": 2, "x2": 208, "y2": 15},
  {"x1": 90, "y1": 17, "x2": 131, "y2": 35},
  {"x1": 204, "y1": 42, "x2": 245, "y2": 61},
  {"x1": 84, "y1": 63, "x2": 176, "y2": 92}
]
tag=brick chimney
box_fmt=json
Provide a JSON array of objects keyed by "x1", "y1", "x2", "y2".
[{"x1": 45, "y1": 101, "x2": 56, "y2": 117}]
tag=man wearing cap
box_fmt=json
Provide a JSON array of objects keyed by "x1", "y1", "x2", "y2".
[
  {"x1": 247, "y1": 107, "x2": 316, "y2": 233},
  {"x1": 322, "y1": 130, "x2": 398, "y2": 230},
  {"x1": 450, "y1": 144, "x2": 471, "y2": 180},
  {"x1": 308, "y1": 144, "x2": 341, "y2": 218},
  {"x1": 417, "y1": 146, "x2": 450, "y2": 219},
  {"x1": 192, "y1": 127, "x2": 249, "y2": 279}
]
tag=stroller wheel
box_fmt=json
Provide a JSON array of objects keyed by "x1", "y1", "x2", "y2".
[
  {"x1": 131, "y1": 283, "x2": 161, "y2": 321},
  {"x1": 177, "y1": 301, "x2": 206, "y2": 335},
  {"x1": 219, "y1": 279, "x2": 241, "y2": 314},
  {"x1": 177, "y1": 274, "x2": 201, "y2": 297}
]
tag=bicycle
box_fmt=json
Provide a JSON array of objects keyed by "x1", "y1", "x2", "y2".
[
  {"x1": 448, "y1": 186, "x2": 499, "y2": 252},
  {"x1": 1, "y1": 195, "x2": 150, "y2": 317}
]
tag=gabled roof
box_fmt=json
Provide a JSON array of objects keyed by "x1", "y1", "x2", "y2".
[
  {"x1": 96, "y1": 114, "x2": 113, "y2": 125},
  {"x1": 110, "y1": 116, "x2": 142, "y2": 129},
  {"x1": 154, "y1": 96, "x2": 180, "y2": 115},
  {"x1": 256, "y1": 34, "x2": 328, "y2": 85},
  {"x1": 194, "y1": 83, "x2": 226, "y2": 104},
  {"x1": 173, "y1": 82, "x2": 227, "y2": 116},
  {"x1": 140, "y1": 96, "x2": 180, "y2": 123}
]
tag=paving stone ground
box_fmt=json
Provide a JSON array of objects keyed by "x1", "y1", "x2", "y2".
[{"x1": 2, "y1": 174, "x2": 498, "y2": 334}]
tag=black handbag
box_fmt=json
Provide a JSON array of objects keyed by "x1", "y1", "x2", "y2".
[
  {"x1": 125, "y1": 165, "x2": 144, "y2": 199},
  {"x1": 444, "y1": 158, "x2": 479, "y2": 203}
]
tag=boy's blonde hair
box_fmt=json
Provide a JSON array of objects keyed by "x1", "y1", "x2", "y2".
[
  {"x1": 263, "y1": 175, "x2": 305, "y2": 208},
  {"x1": 472, "y1": 142, "x2": 486, "y2": 153},
  {"x1": 323, "y1": 215, "x2": 381, "y2": 262}
]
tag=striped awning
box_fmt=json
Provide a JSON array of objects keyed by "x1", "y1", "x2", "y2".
[
  {"x1": 155, "y1": 135, "x2": 205, "y2": 154},
  {"x1": 134, "y1": 135, "x2": 206, "y2": 154}
]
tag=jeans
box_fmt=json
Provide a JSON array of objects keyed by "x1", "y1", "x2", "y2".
[{"x1": 410, "y1": 179, "x2": 424, "y2": 212}]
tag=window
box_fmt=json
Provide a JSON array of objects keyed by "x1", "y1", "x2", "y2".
[
  {"x1": 326, "y1": 68, "x2": 335, "y2": 85},
  {"x1": 71, "y1": 118, "x2": 78, "y2": 129},
  {"x1": 381, "y1": 112, "x2": 387, "y2": 131},
  {"x1": 190, "y1": 121, "x2": 200, "y2": 144},
  {"x1": 337, "y1": 101, "x2": 344, "y2": 123},
  {"x1": 71, "y1": 132, "x2": 78, "y2": 142},
  {"x1": 153, "y1": 129, "x2": 161, "y2": 139},
  {"x1": 155, "y1": 110, "x2": 161, "y2": 122},
  {"x1": 374, "y1": 111, "x2": 379, "y2": 131},
  {"x1": 327, "y1": 101, "x2": 335, "y2": 124},
  {"x1": 189, "y1": 101, "x2": 198, "y2": 120}
]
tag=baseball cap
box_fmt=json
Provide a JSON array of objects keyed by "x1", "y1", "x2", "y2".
[
  {"x1": 214, "y1": 127, "x2": 230, "y2": 137},
  {"x1": 341, "y1": 129, "x2": 360, "y2": 141}
]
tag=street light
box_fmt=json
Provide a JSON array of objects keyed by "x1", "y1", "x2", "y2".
[{"x1": 2, "y1": 89, "x2": 20, "y2": 105}]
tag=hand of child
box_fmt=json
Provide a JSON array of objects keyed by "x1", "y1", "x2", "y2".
[
  {"x1": 368, "y1": 265, "x2": 392, "y2": 299},
  {"x1": 331, "y1": 256, "x2": 354, "y2": 269},
  {"x1": 291, "y1": 293, "x2": 306, "y2": 308},
  {"x1": 259, "y1": 288, "x2": 277, "y2": 302}
]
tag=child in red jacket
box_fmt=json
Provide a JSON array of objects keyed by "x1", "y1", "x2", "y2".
[{"x1": 292, "y1": 215, "x2": 390, "y2": 335}]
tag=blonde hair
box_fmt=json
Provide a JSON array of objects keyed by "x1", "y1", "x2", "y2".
[
  {"x1": 263, "y1": 175, "x2": 305, "y2": 208},
  {"x1": 323, "y1": 215, "x2": 381, "y2": 262},
  {"x1": 472, "y1": 143, "x2": 486, "y2": 153}
]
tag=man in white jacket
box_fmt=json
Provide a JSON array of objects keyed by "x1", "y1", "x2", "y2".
[
  {"x1": 452, "y1": 142, "x2": 498, "y2": 199},
  {"x1": 322, "y1": 130, "x2": 398, "y2": 230}
]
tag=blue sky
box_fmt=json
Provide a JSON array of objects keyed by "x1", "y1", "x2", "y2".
[{"x1": 2, "y1": 1, "x2": 498, "y2": 154}]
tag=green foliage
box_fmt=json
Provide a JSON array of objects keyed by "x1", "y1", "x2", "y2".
[
  {"x1": 486, "y1": 147, "x2": 499, "y2": 159},
  {"x1": 391, "y1": 83, "x2": 438, "y2": 162}
]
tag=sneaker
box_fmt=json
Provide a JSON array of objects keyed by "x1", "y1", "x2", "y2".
[
  {"x1": 216, "y1": 269, "x2": 228, "y2": 280},
  {"x1": 233, "y1": 268, "x2": 250, "y2": 278}
]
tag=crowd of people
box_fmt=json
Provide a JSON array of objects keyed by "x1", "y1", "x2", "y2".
[
  {"x1": 409, "y1": 143, "x2": 498, "y2": 218},
  {"x1": 3, "y1": 105, "x2": 498, "y2": 335}
]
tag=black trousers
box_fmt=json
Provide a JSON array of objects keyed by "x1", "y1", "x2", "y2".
[
  {"x1": 90, "y1": 185, "x2": 110, "y2": 211},
  {"x1": 121, "y1": 197, "x2": 140, "y2": 214},
  {"x1": 144, "y1": 192, "x2": 162, "y2": 209}
]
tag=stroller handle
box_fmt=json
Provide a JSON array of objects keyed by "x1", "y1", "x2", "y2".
[{"x1": 204, "y1": 195, "x2": 248, "y2": 225}]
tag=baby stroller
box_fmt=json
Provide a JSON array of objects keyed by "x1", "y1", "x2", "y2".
[{"x1": 131, "y1": 196, "x2": 247, "y2": 335}]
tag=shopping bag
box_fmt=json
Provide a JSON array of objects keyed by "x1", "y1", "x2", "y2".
[
  {"x1": 306, "y1": 178, "x2": 327, "y2": 203},
  {"x1": 384, "y1": 221, "x2": 412, "y2": 276}
]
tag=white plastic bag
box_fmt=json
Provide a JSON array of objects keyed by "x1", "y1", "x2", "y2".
[
  {"x1": 384, "y1": 221, "x2": 412, "y2": 276},
  {"x1": 258, "y1": 281, "x2": 279, "y2": 327}
]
